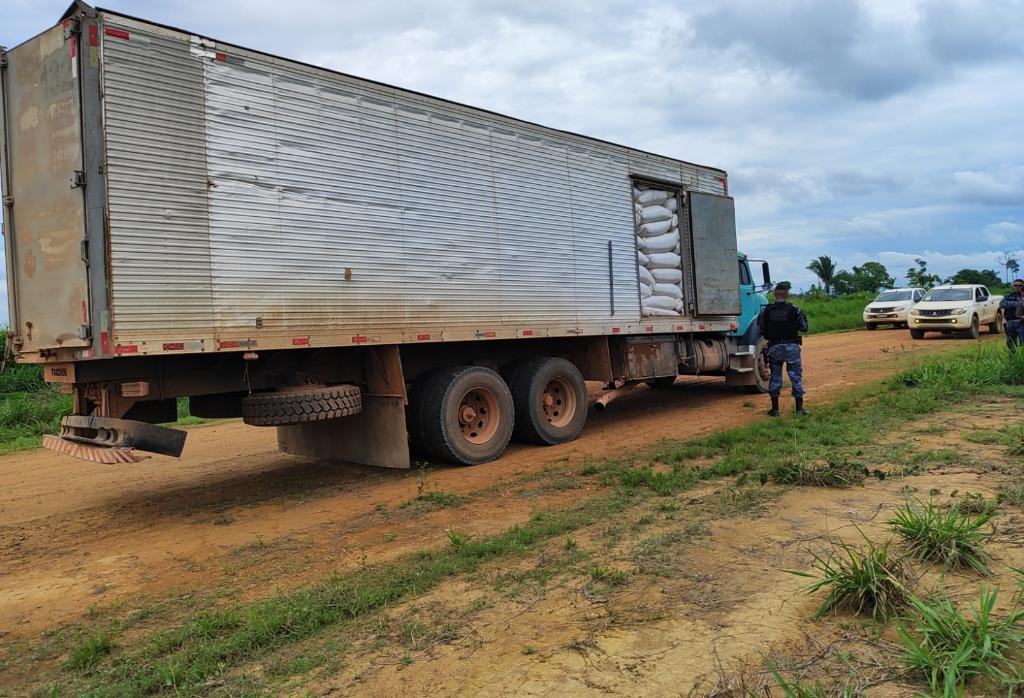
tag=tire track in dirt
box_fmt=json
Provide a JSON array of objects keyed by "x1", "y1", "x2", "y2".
[{"x1": 0, "y1": 330, "x2": 996, "y2": 634}]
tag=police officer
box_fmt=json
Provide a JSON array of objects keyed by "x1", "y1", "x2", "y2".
[
  {"x1": 999, "y1": 279, "x2": 1024, "y2": 349},
  {"x1": 757, "y1": 281, "x2": 809, "y2": 416}
]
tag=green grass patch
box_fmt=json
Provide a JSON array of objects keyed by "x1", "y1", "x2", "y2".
[
  {"x1": 899, "y1": 587, "x2": 1024, "y2": 695},
  {"x1": 790, "y1": 535, "x2": 909, "y2": 620},
  {"x1": 401, "y1": 490, "x2": 469, "y2": 511},
  {"x1": 793, "y1": 291, "x2": 875, "y2": 334},
  {"x1": 65, "y1": 632, "x2": 114, "y2": 672},
  {"x1": 888, "y1": 499, "x2": 994, "y2": 575}
]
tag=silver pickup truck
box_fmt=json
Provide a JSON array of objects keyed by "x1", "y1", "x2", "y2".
[{"x1": 908, "y1": 285, "x2": 1004, "y2": 339}]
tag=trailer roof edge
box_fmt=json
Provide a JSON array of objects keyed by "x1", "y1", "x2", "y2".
[{"x1": 88, "y1": 5, "x2": 728, "y2": 178}]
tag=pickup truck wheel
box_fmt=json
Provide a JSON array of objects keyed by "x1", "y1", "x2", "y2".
[
  {"x1": 509, "y1": 358, "x2": 587, "y2": 445},
  {"x1": 964, "y1": 315, "x2": 980, "y2": 340},
  {"x1": 910, "y1": 329, "x2": 926, "y2": 340},
  {"x1": 865, "y1": 323, "x2": 877, "y2": 331},
  {"x1": 408, "y1": 366, "x2": 513, "y2": 465},
  {"x1": 241, "y1": 384, "x2": 362, "y2": 426},
  {"x1": 989, "y1": 312, "x2": 1004, "y2": 335}
]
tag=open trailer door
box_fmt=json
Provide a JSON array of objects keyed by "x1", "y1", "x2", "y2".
[
  {"x1": 1, "y1": 21, "x2": 91, "y2": 354},
  {"x1": 688, "y1": 191, "x2": 741, "y2": 316}
]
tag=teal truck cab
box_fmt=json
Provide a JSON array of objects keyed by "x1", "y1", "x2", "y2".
[{"x1": 733, "y1": 254, "x2": 773, "y2": 392}]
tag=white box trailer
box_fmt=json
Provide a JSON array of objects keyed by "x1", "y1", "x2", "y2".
[{"x1": 1, "y1": 3, "x2": 771, "y2": 467}]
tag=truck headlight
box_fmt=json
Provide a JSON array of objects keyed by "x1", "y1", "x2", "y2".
[{"x1": 950, "y1": 308, "x2": 968, "y2": 315}]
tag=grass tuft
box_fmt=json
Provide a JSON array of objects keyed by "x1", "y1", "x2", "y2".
[
  {"x1": 766, "y1": 456, "x2": 866, "y2": 488},
  {"x1": 65, "y1": 632, "x2": 114, "y2": 672},
  {"x1": 791, "y1": 535, "x2": 909, "y2": 620},
  {"x1": 888, "y1": 499, "x2": 994, "y2": 575},
  {"x1": 899, "y1": 587, "x2": 1024, "y2": 695}
]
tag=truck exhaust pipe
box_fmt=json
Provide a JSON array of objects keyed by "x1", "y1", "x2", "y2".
[{"x1": 593, "y1": 386, "x2": 637, "y2": 411}]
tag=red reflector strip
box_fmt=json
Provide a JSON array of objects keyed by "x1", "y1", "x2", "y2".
[
  {"x1": 70, "y1": 36, "x2": 77, "y2": 58},
  {"x1": 215, "y1": 52, "x2": 227, "y2": 61},
  {"x1": 116, "y1": 344, "x2": 139, "y2": 354},
  {"x1": 292, "y1": 337, "x2": 310, "y2": 346},
  {"x1": 81, "y1": 300, "x2": 87, "y2": 323},
  {"x1": 352, "y1": 335, "x2": 368, "y2": 344},
  {"x1": 104, "y1": 27, "x2": 130, "y2": 40},
  {"x1": 88, "y1": 24, "x2": 99, "y2": 47},
  {"x1": 611, "y1": 327, "x2": 620, "y2": 333},
  {"x1": 481, "y1": 331, "x2": 496, "y2": 338},
  {"x1": 218, "y1": 340, "x2": 240, "y2": 349},
  {"x1": 162, "y1": 342, "x2": 185, "y2": 351},
  {"x1": 699, "y1": 324, "x2": 706, "y2": 330},
  {"x1": 416, "y1": 334, "x2": 431, "y2": 341},
  {"x1": 101, "y1": 331, "x2": 110, "y2": 355},
  {"x1": 645, "y1": 325, "x2": 654, "y2": 332},
  {"x1": 730, "y1": 322, "x2": 738, "y2": 331},
  {"x1": 521, "y1": 329, "x2": 534, "y2": 336},
  {"x1": 675, "y1": 324, "x2": 685, "y2": 331}
]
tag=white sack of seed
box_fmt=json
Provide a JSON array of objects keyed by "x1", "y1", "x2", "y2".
[
  {"x1": 647, "y1": 251, "x2": 681, "y2": 268},
  {"x1": 651, "y1": 268, "x2": 683, "y2": 283},
  {"x1": 639, "y1": 231, "x2": 678, "y2": 253},
  {"x1": 638, "y1": 265, "x2": 656, "y2": 286},
  {"x1": 640, "y1": 205, "x2": 673, "y2": 223},
  {"x1": 652, "y1": 283, "x2": 683, "y2": 299},
  {"x1": 642, "y1": 295, "x2": 678, "y2": 311},
  {"x1": 638, "y1": 219, "x2": 673, "y2": 237}
]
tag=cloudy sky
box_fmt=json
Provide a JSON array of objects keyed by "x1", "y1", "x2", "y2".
[{"x1": 2, "y1": 0, "x2": 1022, "y2": 323}]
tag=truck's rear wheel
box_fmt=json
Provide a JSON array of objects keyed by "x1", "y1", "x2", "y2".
[
  {"x1": 241, "y1": 384, "x2": 362, "y2": 426},
  {"x1": 989, "y1": 312, "x2": 1004, "y2": 335},
  {"x1": 508, "y1": 358, "x2": 587, "y2": 445},
  {"x1": 408, "y1": 366, "x2": 514, "y2": 465}
]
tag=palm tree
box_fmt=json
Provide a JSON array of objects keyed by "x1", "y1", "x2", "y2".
[{"x1": 807, "y1": 255, "x2": 838, "y2": 295}]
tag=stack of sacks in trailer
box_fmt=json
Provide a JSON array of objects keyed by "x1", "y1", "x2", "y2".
[{"x1": 634, "y1": 186, "x2": 683, "y2": 316}]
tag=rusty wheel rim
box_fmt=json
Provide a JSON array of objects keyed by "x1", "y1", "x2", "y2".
[
  {"x1": 541, "y1": 377, "x2": 576, "y2": 428},
  {"x1": 458, "y1": 387, "x2": 500, "y2": 445}
]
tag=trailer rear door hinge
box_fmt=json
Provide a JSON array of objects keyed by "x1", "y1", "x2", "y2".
[
  {"x1": 0, "y1": 50, "x2": 8, "y2": 69},
  {"x1": 63, "y1": 19, "x2": 81, "y2": 40},
  {"x1": 80, "y1": 238, "x2": 90, "y2": 263},
  {"x1": 70, "y1": 170, "x2": 85, "y2": 188},
  {"x1": 2, "y1": 195, "x2": 11, "y2": 207},
  {"x1": 79, "y1": 324, "x2": 92, "y2": 340}
]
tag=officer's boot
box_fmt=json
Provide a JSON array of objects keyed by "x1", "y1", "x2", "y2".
[
  {"x1": 795, "y1": 397, "x2": 809, "y2": 416},
  {"x1": 768, "y1": 394, "x2": 780, "y2": 417}
]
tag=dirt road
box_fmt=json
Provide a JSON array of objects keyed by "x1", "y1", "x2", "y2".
[{"x1": 0, "y1": 330, "x2": 995, "y2": 636}]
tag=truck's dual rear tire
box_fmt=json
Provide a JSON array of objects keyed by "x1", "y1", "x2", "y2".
[
  {"x1": 408, "y1": 366, "x2": 515, "y2": 466},
  {"x1": 508, "y1": 358, "x2": 588, "y2": 445},
  {"x1": 408, "y1": 358, "x2": 588, "y2": 465}
]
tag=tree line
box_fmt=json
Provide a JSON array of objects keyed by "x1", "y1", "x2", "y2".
[{"x1": 804, "y1": 254, "x2": 1019, "y2": 296}]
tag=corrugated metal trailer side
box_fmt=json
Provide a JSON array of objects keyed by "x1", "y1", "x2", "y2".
[{"x1": 92, "y1": 11, "x2": 731, "y2": 359}]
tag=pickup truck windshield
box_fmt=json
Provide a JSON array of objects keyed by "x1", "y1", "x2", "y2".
[
  {"x1": 922, "y1": 289, "x2": 972, "y2": 301},
  {"x1": 875, "y1": 291, "x2": 912, "y2": 302}
]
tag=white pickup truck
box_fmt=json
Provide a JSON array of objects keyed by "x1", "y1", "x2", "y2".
[{"x1": 908, "y1": 285, "x2": 1004, "y2": 340}]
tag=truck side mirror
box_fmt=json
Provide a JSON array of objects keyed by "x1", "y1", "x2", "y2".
[{"x1": 761, "y1": 262, "x2": 771, "y2": 288}]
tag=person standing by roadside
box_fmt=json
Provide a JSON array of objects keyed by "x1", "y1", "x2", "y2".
[
  {"x1": 757, "y1": 281, "x2": 809, "y2": 417},
  {"x1": 1000, "y1": 279, "x2": 1024, "y2": 349}
]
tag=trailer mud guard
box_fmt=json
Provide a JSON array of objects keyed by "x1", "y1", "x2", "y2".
[{"x1": 277, "y1": 345, "x2": 411, "y2": 468}]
